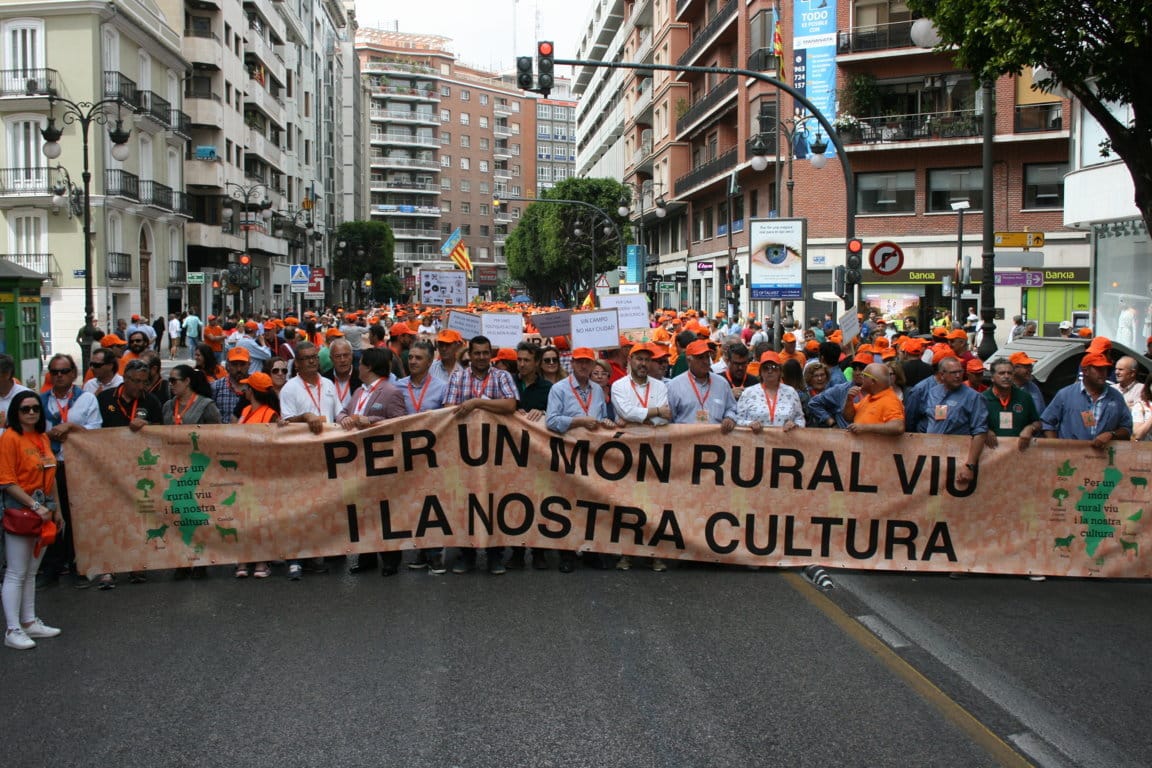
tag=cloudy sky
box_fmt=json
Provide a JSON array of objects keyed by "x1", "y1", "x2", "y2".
[{"x1": 354, "y1": 0, "x2": 593, "y2": 75}]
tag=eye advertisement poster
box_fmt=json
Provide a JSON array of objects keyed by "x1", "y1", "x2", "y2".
[{"x1": 749, "y1": 218, "x2": 807, "y2": 300}]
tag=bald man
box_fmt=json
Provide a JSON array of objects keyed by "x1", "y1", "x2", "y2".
[{"x1": 843, "y1": 363, "x2": 905, "y2": 434}]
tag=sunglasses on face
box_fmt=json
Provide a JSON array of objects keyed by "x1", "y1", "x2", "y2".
[
  {"x1": 49, "y1": 367, "x2": 74, "y2": 375},
  {"x1": 271, "y1": 368, "x2": 288, "y2": 374},
  {"x1": 542, "y1": 357, "x2": 559, "y2": 363},
  {"x1": 90, "y1": 361, "x2": 109, "y2": 368},
  {"x1": 19, "y1": 405, "x2": 41, "y2": 414}
]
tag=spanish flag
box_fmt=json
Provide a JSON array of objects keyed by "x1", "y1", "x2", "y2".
[
  {"x1": 450, "y1": 242, "x2": 473, "y2": 278},
  {"x1": 581, "y1": 288, "x2": 595, "y2": 309},
  {"x1": 773, "y1": 15, "x2": 786, "y2": 83}
]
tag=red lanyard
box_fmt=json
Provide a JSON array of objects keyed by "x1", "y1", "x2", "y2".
[
  {"x1": 333, "y1": 375, "x2": 352, "y2": 404},
  {"x1": 407, "y1": 377, "x2": 430, "y2": 413},
  {"x1": 688, "y1": 375, "x2": 710, "y2": 407},
  {"x1": 172, "y1": 394, "x2": 197, "y2": 425},
  {"x1": 354, "y1": 378, "x2": 381, "y2": 415},
  {"x1": 53, "y1": 392, "x2": 72, "y2": 423},
  {"x1": 761, "y1": 384, "x2": 778, "y2": 423},
  {"x1": 469, "y1": 372, "x2": 490, "y2": 399},
  {"x1": 115, "y1": 385, "x2": 139, "y2": 422},
  {"x1": 630, "y1": 378, "x2": 650, "y2": 408},
  {"x1": 569, "y1": 376, "x2": 593, "y2": 414},
  {"x1": 301, "y1": 377, "x2": 324, "y2": 415}
]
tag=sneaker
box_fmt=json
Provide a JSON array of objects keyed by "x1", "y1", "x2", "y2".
[
  {"x1": 407, "y1": 552, "x2": 429, "y2": 570},
  {"x1": 615, "y1": 556, "x2": 632, "y2": 571},
  {"x1": 652, "y1": 558, "x2": 667, "y2": 573},
  {"x1": 1029, "y1": 575, "x2": 1047, "y2": 582},
  {"x1": 488, "y1": 558, "x2": 507, "y2": 575},
  {"x1": 288, "y1": 563, "x2": 302, "y2": 581},
  {"x1": 22, "y1": 619, "x2": 61, "y2": 639},
  {"x1": 4, "y1": 628, "x2": 35, "y2": 650},
  {"x1": 452, "y1": 558, "x2": 474, "y2": 575},
  {"x1": 427, "y1": 554, "x2": 447, "y2": 575}
]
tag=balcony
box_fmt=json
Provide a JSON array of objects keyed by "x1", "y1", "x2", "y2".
[
  {"x1": 391, "y1": 227, "x2": 442, "y2": 239},
  {"x1": 0, "y1": 166, "x2": 51, "y2": 196},
  {"x1": 493, "y1": 141, "x2": 512, "y2": 160},
  {"x1": 140, "y1": 180, "x2": 173, "y2": 209},
  {"x1": 676, "y1": 0, "x2": 737, "y2": 67},
  {"x1": 185, "y1": 157, "x2": 225, "y2": 187},
  {"x1": 493, "y1": 166, "x2": 512, "y2": 180},
  {"x1": 368, "y1": 83, "x2": 438, "y2": 101},
  {"x1": 361, "y1": 60, "x2": 436, "y2": 77},
  {"x1": 183, "y1": 29, "x2": 224, "y2": 70},
  {"x1": 675, "y1": 76, "x2": 737, "y2": 136},
  {"x1": 370, "y1": 131, "x2": 439, "y2": 149},
  {"x1": 837, "y1": 20, "x2": 915, "y2": 54},
  {"x1": 674, "y1": 147, "x2": 737, "y2": 195},
  {"x1": 171, "y1": 109, "x2": 191, "y2": 139},
  {"x1": 2, "y1": 252, "x2": 56, "y2": 279},
  {"x1": 370, "y1": 155, "x2": 440, "y2": 171},
  {"x1": 107, "y1": 251, "x2": 132, "y2": 281},
  {"x1": 1015, "y1": 102, "x2": 1064, "y2": 133},
  {"x1": 370, "y1": 108, "x2": 439, "y2": 125},
  {"x1": 105, "y1": 169, "x2": 140, "y2": 200},
  {"x1": 103, "y1": 71, "x2": 139, "y2": 107},
  {"x1": 172, "y1": 191, "x2": 195, "y2": 217},
  {"x1": 1, "y1": 68, "x2": 59, "y2": 98},
  {"x1": 371, "y1": 179, "x2": 441, "y2": 194},
  {"x1": 185, "y1": 90, "x2": 224, "y2": 126},
  {"x1": 632, "y1": 129, "x2": 654, "y2": 168},
  {"x1": 840, "y1": 110, "x2": 982, "y2": 145},
  {"x1": 371, "y1": 204, "x2": 441, "y2": 217},
  {"x1": 747, "y1": 49, "x2": 780, "y2": 73},
  {"x1": 168, "y1": 259, "x2": 187, "y2": 283},
  {"x1": 633, "y1": 77, "x2": 653, "y2": 117},
  {"x1": 494, "y1": 124, "x2": 512, "y2": 138},
  {"x1": 147, "y1": 92, "x2": 172, "y2": 125}
]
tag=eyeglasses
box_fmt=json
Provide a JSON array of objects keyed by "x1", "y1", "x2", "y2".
[
  {"x1": 90, "y1": 361, "x2": 109, "y2": 368},
  {"x1": 168, "y1": 377, "x2": 185, "y2": 384},
  {"x1": 761, "y1": 364, "x2": 780, "y2": 371},
  {"x1": 271, "y1": 368, "x2": 288, "y2": 374},
  {"x1": 18, "y1": 405, "x2": 41, "y2": 414},
  {"x1": 857, "y1": 371, "x2": 879, "y2": 382},
  {"x1": 542, "y1": 357, "x2": 559, "y2": 363},
  {"x1": 49, "y1": 367, "x2": 74, "y2": 375}
]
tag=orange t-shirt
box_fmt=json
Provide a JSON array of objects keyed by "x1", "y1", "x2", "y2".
[
  {"x1": 204, "y1": 324, "x2": 226, "y2": 353},
  {"x1": 0, "y1": 429, "x2": 57, "y2": 497},
  {"x1": 779, "y1": 349, "x2": 805, "y2": 366},
  {"x1": 118, "y1": 351, "x2": 139, "y2": 374},
  {"x1": 852, "y1": 387, "x2": 905, "y2": 425}
]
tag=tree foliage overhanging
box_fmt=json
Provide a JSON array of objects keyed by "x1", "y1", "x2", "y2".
[
  {"x1": 908, "y1": 1, "x2": 1152, "y2": 232},
  {"x1": 504, "y1": 177, "x2": 633, "y2": 306},
  {"x1": 331, "y1": 220, "x2": 399, "y2": 301}
]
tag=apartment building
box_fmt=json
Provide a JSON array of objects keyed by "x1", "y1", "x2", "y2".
[
  {"x1": 535, "y1": 91, "x2": 578, "y2": 194},
  {"x1": 356, "y1": 29, "x2": 537, "y2": 296},
  {"x1": 0, "y1": 0, "x2": 190, "y2": 360},
  {"x1": 577, "y1": 0, "x2": 1087, "y2": 331},
  {"x1": 167, "y1": 0, "x2": 348, "y2": 316}
]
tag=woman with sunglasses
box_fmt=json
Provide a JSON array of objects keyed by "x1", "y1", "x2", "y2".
[
  {"x1": 264, "y1": 359, "x2": 290, "y2": 394},
  {"x1": 735, "y1": 351, "x2": 805, "y2": 432},
  {"x1": 234, "y1": 372, "x2": 280, "y2": 579},
  {"x1": 1, "y1": 391, "x2": 64, "y2": 649},
  {"x1": 162, "y1": 366, "x2": 221, "y2": 427},
  {"x1": 539, "y1": 346, "x2": 566, "y2": 384}
]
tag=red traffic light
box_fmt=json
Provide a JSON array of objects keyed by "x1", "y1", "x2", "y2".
[
  {"x1": 239, "y1": 254, "x2": 251, "y2": 265},
  {"x1": 847, "y1": 238, "x2": 863, "y2": 253},
  {"x1": 538, "y1": 41, "x2": 553, "y2": 56}
]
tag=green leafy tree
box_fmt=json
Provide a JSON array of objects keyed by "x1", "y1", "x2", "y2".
[
  {"x1": 908, "y1": 1, "x2": 1152, "y2": 232},
  {"x1": 505, "y1": 177, "x2": 631, "y2": 306},
  {"x1": 331, "y1": 221, "x2": 396, "y2": 306}
]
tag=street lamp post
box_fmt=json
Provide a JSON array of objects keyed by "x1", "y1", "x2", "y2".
[
  {"x1": 951, "y1": 199, "x2": 971, "y2": 324},
  {"x1": 220, "y1": 181, "x2": 272, "y2": 316},
  {"x1": 275, "y1": 207, "x2": 317, "y2": 317},
  {"x1": 40, "y1": 94, "x2": 133, "y2": 357},
  {"x1": 572, "y1": 217, "x2": 616, "y2": 307},
  {"x1": 618, "y1": 184, "x2": 667, "y2": 302}
]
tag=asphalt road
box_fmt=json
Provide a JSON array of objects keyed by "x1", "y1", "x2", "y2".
[{"x1": 5, "y1": 549, "x2": 1150, "y2": 768}]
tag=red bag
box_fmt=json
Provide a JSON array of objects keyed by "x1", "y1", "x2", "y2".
[{"x1": 2, "y1": 506, "x2": 43, "y2": 537}]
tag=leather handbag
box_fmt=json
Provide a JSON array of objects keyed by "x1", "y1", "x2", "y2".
[{"x1": 2, "y1": 505, "x2": 44, "y2": 537}]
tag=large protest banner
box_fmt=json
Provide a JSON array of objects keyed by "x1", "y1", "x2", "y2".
[{"x1": 65, "y1": 414, "x2": 1151, "y2": 579}]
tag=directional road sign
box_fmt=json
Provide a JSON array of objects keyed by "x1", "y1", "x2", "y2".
[
  {"x1": 187, "y1": 272, "x2": 205, "y2": 285},
  {"x1": 994, "y1": 271, "x2": 1045, "y2": 288},
  {"x1": 994, "y1": 231, "x2": 1045, "y2": 248}
]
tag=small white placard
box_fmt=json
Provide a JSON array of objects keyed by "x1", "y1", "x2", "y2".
[
  {"x1": 446, "y1": 310, "x2": 482, "y2": 340},
  {"x1": 570, "y1": 308, "x2": 621, "y2": 350},
  {"x1": 481, "y1": 312, "x2": 524, "y2": 349}
]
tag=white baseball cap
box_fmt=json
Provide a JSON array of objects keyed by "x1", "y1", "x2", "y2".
[{"x1": 1059, "y1": 320, "x2": 1072, "y2": 330}]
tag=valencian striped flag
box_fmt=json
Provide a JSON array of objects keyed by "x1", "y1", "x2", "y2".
[
  {"x1": 440, "y1": 227, "x2": 472, "y2": 278},
  {"x1": 773, "y1": 14, "x2": 786, "y2": 83}
]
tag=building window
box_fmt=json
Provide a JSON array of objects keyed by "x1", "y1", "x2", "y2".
[
  {"x1": 479, "y1": 160, "x2": 489, "y2": 173},
  {"x1": 461, "y1": 225, "x2": 471, "y2": 235},
  {"x1": 479, "y1": 116, "x2": 489, "y2": 129},
  {"x1": 1023, "y1": 163, "x2": 1067, "y2": 209},
  {"x1": 441, "y1": 109, "x2": 450, "y2": 122},
  {"x1": 460, "y1": 180, "x2": 470, "y2": 192},
  {"x1": 441, "y1": 155, "x2": 451, "y2": 167},
  {"x1": 857, "y1": 171, "x2": 916, "y2": 214},
  {"x1": 441, "y1": 178, "x2": 452, "y2": 190},
  {"x1": 538, "y1": 104, "x2": 550, "y2": 118},
  {"x1": 442, "y1": 201, "x2": 452, "y2": 213},
  {"x1": 480, "y1": 225, "x2": 490, "y2": 236},
  {"x1": 480, "y1": 138, "x2": 489, "y2": 150},
  {"x1": 537, "y1": 166, "x2": 552, "y2": 181},
  {"x1": 461, "y1": 202, "x2": 471, "y2": 213},
  {"x1": 479, "y1": 181, "x2": 489, "y2": 193},
  {"x1": 460, "y1": 113, "x2": 470, "y2": 125},
  {"x1": 441, "y1": 86, "x2": 450, "y2": 97},
  {"x1": 480, "y1": 94, "x2": 488, "y2": 105},
  {"x1": 538, "y1": 144, "x2": 551, "y2": 159},
  {"x1": 461, "y1": 89, "x2": 470, "y2": 101},
  {"x1": 927, "y1": 168, "x2": 983, "y2": 212},
  {"x1": 694, "y1": 208, "x2": 714, "y2": 241},
  {"x1": 460, "y1": 135, "x2": 470, "y2": 148},
  {"x1": 480, "y1": 204, "x2": 489, "y2": 215},
  {"x1": 440, "y1": 131, "x2": 451, "y2": 145},
  {"x1": 460, "y1": 157, "x2": 470, "y2": 170}
]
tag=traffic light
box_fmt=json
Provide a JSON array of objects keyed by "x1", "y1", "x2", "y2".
[
  {"x1": 833, "y1": 266, "x2": 847, "y2": 300},
  {"x1": 845, "y1": 237, "x2": 863, "y2": 285},
  {"x1": 516, "y1": 56, "x2": 534, "y2": 91},
  {"x1": 536, "y1": 41, "x2": 554, "y2": 98},
  {"x1": 237, "y1": 254, "x2": 252, "y2": 286}
]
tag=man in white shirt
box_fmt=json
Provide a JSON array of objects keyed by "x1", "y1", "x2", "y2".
[
  {"x1": 611, "y1": 343, "x2": 670, "y2": 426},
  {"x1": 280, "y1": 341, "x2": 340, "y2": 432},
  {"x1": 81, "y1": 348, "x2": 123, "y2": 396}
]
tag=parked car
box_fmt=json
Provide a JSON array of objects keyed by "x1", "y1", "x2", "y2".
[{"x1": 985, "y1": 337, "x2": 1152, "y2": 402}]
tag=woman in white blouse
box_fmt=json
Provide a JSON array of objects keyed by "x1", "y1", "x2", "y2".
[{"x1": 736, "y1": 351, "x2": 805, "y2": 432}]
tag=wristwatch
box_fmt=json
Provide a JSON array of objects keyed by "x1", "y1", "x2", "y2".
[{"x1": 30, "y1": 501, "x2": 42, "y2": 512}]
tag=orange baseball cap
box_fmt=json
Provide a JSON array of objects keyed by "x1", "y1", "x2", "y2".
[
  {"x1": 227, "y1": 347, "x2": 250, "y2": 362},
  {"x1": 436, "y1": 329, "x2": 463, "y2": 344},
  {"x1": 782, "y1": 332, "x2": 796, "y2": 343},
  {"x1": 325, "y1": 328, "x2": 344, "y2": 339},
  {"x1": 570, "y1": 347, "x2": 596, "y2": 361},
  {"x1": 389, "y1": 323, "x2": 414, "y2": 336},
  {"x1": 649, "y1": 343, "x2": 670, "y2": 360},
  {"x1": 759, "y1": 350, "x2": 781, "y2": 365},
  {"x1": 240, "y1": 372, "x2": 273, "y2": 392},
  {"x1": 100, "y1": 334, "x2": 126, "y2": 347},
  {"x1": 685, "y1": 339, "x2": 712, "y2": 356},
  {"x1": 1081, "y1": 352, "x2": 1111, "y2": 368},
  {"x1": 946, "y1": 329, "x2": 968, "y2": 340},
  {"x1": 851, "y1": 352, "x2": 873, "y2": 365},
  {"x1": 828, "y1": 330, "x2": 843, "y2": 343},
  {"x1": 804, "y1": 340, "x2": 820, "y2": 352},
  {"x1": 629, "y1": 343, "x2": 654, "y2": 357},
  {"x1": 284, "y1": 316, "x2": 300, "y2": 325},
  {"x1": 618, "y1": 335, "x2": 635, "y2": 348},
  {"x1": 493, "y1": 347, "x2": 517, "y2": 362},
  {"x1": 965, "y1": 358, "x2": 985, "y2": 373},
  {"x1": 932, "y1": 326, "x2": 949, "y2": 338},
  {"x1": 1078, "y1": 327, "x2": 1093, "y2": 338},
  {"x1": 902, "y1": 338, "x2": 928, "y2": 354},
  {"x1": 1009, "y1": 351, "x2": 1037, "y2": 366},
  {"x1": 244, "y1": 320, "x2": 259, "y2": 332},
  {"x1": 881, "y1": 348, "x2": 896, "y2": 361}
]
